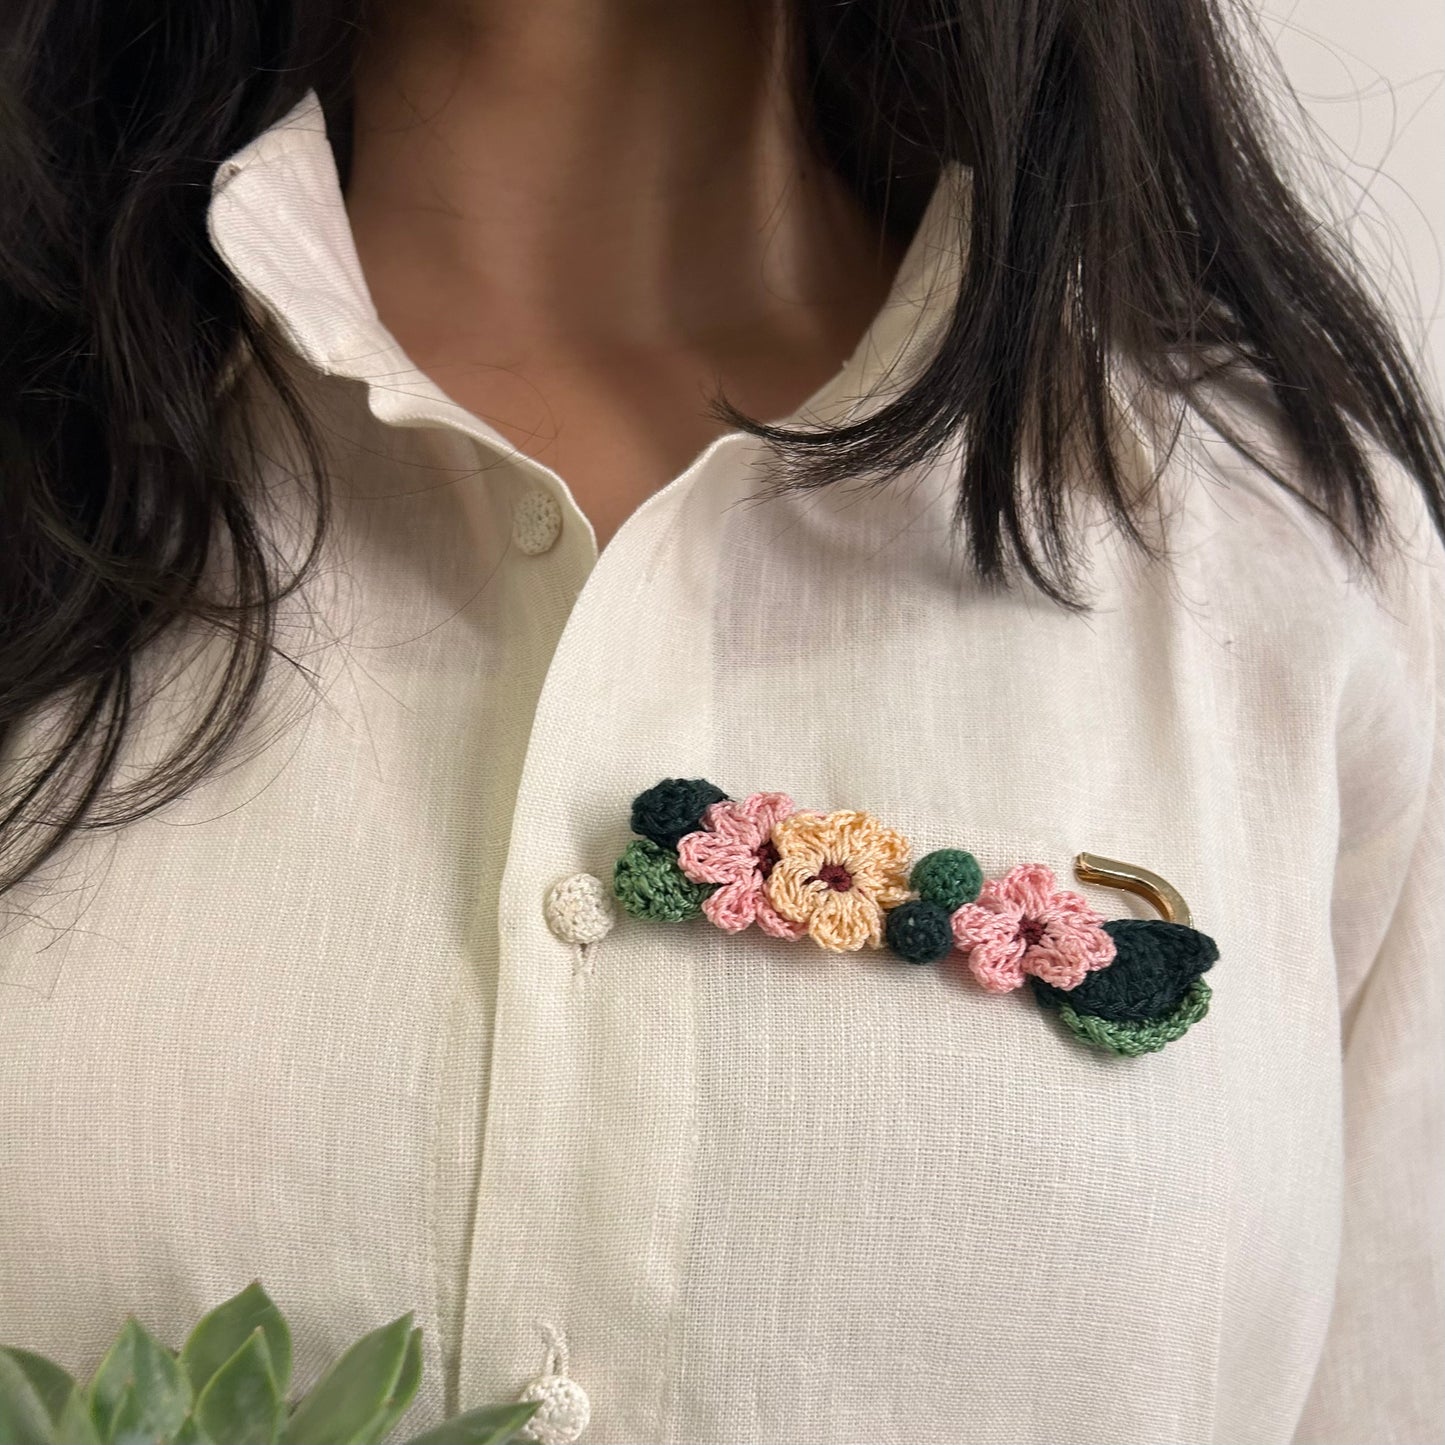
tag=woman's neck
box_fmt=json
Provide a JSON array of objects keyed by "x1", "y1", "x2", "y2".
[{"x1": 345, "y1": 0, "x2": 906, "y2": 547}]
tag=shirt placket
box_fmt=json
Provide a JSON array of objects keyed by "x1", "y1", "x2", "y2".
[
  {"x1": 361, "y1": 371, "x2": 752, "y2": 1439},
  {"x1": 443, "y1": 430, "x2": 754, "y2": 1444}
]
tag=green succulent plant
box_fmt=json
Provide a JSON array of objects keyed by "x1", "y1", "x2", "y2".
[{"x1": 0, "y1": 1282, "x2": 537, "y2": 1445}]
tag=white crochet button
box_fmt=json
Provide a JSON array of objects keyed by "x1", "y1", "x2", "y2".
[
  {"x1": 544, "y1": 873, "x2": 616, "y2": 946},
  {"x1": 516, "y1": 1373, "x2": 591, "y2": 1444},
  {"x1": 513, "y1": 488, "x2": 563, "y2": 555}
]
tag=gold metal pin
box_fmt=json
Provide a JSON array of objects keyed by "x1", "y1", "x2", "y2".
[{"x1": 1074, "y1": 851, "x2": 1192, "y2": 928}]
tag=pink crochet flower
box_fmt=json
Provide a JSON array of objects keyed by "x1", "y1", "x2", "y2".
[
  {"x1": 677, "y1": 792, "x2": 808, "y2": 940},
  {"x1": 950, "y1": 862, "x2": 1116, "y2": 993}
]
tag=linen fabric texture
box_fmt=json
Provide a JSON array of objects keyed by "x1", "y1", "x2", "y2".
[{"x1": 2, "y1": 93, "x2": 1442, "y2": 1445}]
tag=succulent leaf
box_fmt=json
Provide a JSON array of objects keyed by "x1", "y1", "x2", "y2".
[
  {"x1": 400, "y1": 1402, "x2": 540, "y2": 1445},
  {"x1": 182, "y1": 1284, "x2": 292, "y2": 1401},
  {"x1": 278, "y1": 1315, "x2": 414, "y2": 1445},
  {"x1": 55, "y1": 1386, "x2": 102, "y2": 1445},
  {"x1": 90, "y1": 1319, "x2": 191, "y2": 1444},
  {"x1": 352, "y1": 1328, "x2": 423, "y2": 1445},
  {"x1": 193, "y1": 1328, "x2": 281, "y2": 1445},
  {"x1": 0, "y1": 1347, "x2": 75, "y2": 1427},
  {"x1": 0, "y1": 1350, "x2": 58, "y2": 1445}
]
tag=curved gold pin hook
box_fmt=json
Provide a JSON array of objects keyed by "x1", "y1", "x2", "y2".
[{"x1": 1074, "y1": 852, "x2": 1192, "y2": 928}]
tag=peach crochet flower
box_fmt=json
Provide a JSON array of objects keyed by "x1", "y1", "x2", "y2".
[
  {"x1": 765, "y1": 809, "x2": 911, "y2": 952},
  {"x1": 677, "y1": 792, "x2": 807, "y2": 939},
  {"x1": 950, "y1": 861, "x2": 1116, "y2": 992}
]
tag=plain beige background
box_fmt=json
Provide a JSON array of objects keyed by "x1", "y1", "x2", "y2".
[{"x1": 1267, "y1": 0, "x2": 1443, "y2": 400}]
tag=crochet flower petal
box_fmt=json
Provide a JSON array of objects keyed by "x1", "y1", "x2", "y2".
[
  {"x1": 953, "y1": 902, "x2": 990, "y2": 941},
  {"x1": 743, "y1": 791, "x2": 798, "y2": 837},
  {"x1": 953, "y1": 872, "x2": 1023, "y2": 930},
  {"x1": 970, "y1": 874, "x2": 1023, "y2": 922},
  {"x1": 677, "y1": 829, "x2": 753, "y2": 886},
  {"x1": 836, "y1": 811, "x2": 909, "y2": 869},
  {"x1": 1044, "y1": 883, "x2": 1109, "y2": 929},
  {"x1": 1028, "y1": 911, "x2": 1117, "y2": 989},
  {"x1": 871, "y1": 876, "x2": 914, "y2": 910},
  {"x1": 808, "y1": 888, "x2": 882, "y2": 951},
  {"x1": 842, "y1": 824, "x2": 911, "y2": 897},
  {"x1": 697, "y1": 800, "x2": 756, "y2": 847},
  {"x1": 952, "y1": 904, "x2": 1029, "y2": 992},
  {"x1": 995, "y1": 861, "x2": 1059, "y2": 915},
  {"x1": 844, "y1": 853, "x2": 900, "y2": 894},
  {"x1": 754, "y1": 893, "x2": 808, "y2": 940},
  {"x1": 770, "y1": 812, "x2": 830, "y2": 873},
  {"x1": 700, "y1": 790, "x2": 796, "y2": 848},
  {"x1": 702, "y1": 877, "x2": 762, "y2": 934},
  {"x1": 765, "y1": 855, "x2": 825, "y2": 926}
]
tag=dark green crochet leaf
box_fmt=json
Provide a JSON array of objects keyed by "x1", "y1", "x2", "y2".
[
  {"x1": 1031, "y1": 919, "x2": 1218, "y2": 1022},
  {"x1": 629, "y1": 778, "x2": 728, "y2": 850}
]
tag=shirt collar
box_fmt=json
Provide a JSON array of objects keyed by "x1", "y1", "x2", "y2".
[{"x1": 209, "y1": 90, "x2": 973, "y2": 445}]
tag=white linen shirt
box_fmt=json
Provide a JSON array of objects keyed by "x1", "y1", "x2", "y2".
[{"x1": 3, "y1": 92, "x2": 1443, "y2": 1445}]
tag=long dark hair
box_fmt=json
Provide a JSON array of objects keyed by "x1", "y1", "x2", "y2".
[{"x1": 3, "y1": 0, "x2": 1443, "y2": 900}]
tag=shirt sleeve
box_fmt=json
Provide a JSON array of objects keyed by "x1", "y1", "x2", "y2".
[{"x1": 1292, "y1": 468, "x2": 1445, "y2": 1445}]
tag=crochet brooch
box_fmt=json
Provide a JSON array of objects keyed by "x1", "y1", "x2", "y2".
[{"x1": 610, "y1": 778, "x2": 1218, "y2": 1058}]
